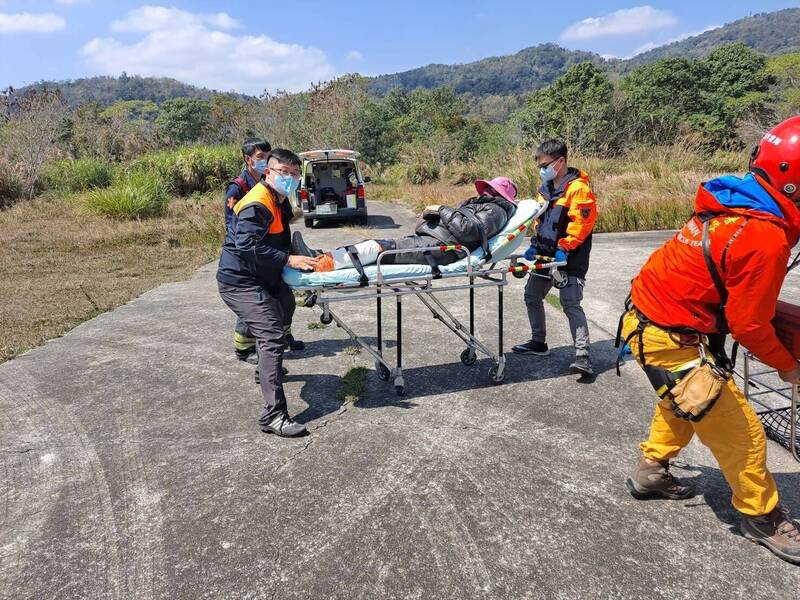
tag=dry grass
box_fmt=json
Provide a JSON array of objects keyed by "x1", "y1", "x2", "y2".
[{"x1": 0, "y1": 192, "x2": 223, "y2": 363}]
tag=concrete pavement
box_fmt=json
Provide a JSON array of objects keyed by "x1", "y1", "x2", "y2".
[{"x1": 2, "y1": 201, "x2": 799, "y2": 599}]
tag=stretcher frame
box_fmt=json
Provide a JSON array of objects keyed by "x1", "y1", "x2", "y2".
[
  {"x1": 742, "y1": 351, "x2": 800, "y2": 462},
  {"x1": 297, "y1": 245, "x2": 564, "y2": 397}
]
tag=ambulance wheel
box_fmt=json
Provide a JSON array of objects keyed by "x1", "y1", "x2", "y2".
[
  {"x1": 395, "y1": 385, "x2": 405, "y2": 397},
  {"x1": 376, "y1": 361, "x2": 391, "y2": 381},
  {"x1": 460, "y1": 347, "x2": 477, "y2": 366},
  {"x1": 489, "y1": 365, "x2": 504, "y2": 384},
  {"x1": 512, "y1": 271, "x2": 527, "y2": 279},
  {"x1": 320, "y1": 312, "x2": 333, "y2": 325}
]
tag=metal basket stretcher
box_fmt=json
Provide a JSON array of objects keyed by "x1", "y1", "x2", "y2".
[{"x1": 742, "y1": 351, "x2": 800, "y2": 462}]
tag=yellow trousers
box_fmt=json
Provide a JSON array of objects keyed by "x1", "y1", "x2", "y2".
[{"x1": 621, "y1": 311, "x2": 778, "y2": 516}]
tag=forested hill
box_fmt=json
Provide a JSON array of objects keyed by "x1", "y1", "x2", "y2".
[
  {"x1": 16, "y1": 74, "x2": 252, "y2": 107},
  {"x1": 367, "y1": 44, "x2": 603, "y2": 96},
  {"x1": 367, "y1": 7, "x2": 800, "y2": 95},
  {"x1": 626, "y1": 8, "x2": 800, "y2": 67}
]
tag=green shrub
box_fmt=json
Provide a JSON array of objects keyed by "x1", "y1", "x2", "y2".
[
  {"x1": 129, "y1": 145, "x2": 241, "y2": 195},
  {"x1": 42, "y1": 159, "x2": 114, "y2": 193},
  {"x1": 82, "y1": 172, "x2": 169, "y2": 219},
  {"x1": 405, "y1": 162, "x2": 440, "y2": 184}
]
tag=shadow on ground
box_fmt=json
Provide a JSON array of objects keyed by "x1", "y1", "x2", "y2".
[{"x1": 287, "y1": 339, "x2": 617, "y2": 424}]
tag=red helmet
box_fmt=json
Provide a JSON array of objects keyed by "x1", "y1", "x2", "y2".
[{"x1": 750, "y1": 116, "x2": 800, "y2": 202}]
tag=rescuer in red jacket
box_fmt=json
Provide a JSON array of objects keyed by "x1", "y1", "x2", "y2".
[{"x1": 620, "y1": 116, "x2": 800, "y2": 564}]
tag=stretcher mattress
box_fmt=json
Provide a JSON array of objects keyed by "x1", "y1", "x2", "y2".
[{"x1": 283, "y1": 199, "x2": 544, "y2": 288}]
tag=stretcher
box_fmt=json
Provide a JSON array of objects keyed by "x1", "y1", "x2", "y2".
[
  {"x1": 283, "y1": 199, "x2": 563, "y2": 395},
  {"x1": 741, "y1": 301, "x2": 800, "y2": 462}
]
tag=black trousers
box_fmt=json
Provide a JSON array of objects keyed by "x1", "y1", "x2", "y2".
[
  {"x1": 219, "y1": 281, "x2": 296, "y2": 424},
  {"x1": 379, "y1": 235, "x2": 463, "y2": 265}
]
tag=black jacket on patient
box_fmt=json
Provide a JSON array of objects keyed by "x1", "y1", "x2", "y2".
[
  {"x1": 416, "y1": 193, "x2": 516, "y2": 248},
  {"x1": 379, "y1": 193, "x2": 516, "y2": 266}
]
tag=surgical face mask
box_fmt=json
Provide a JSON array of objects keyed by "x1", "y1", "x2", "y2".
[
  {"x1": 538, "y1": 157, "x2": 562, "y2": 182},
  {"x1": 252, "y1": 158, "x2": 268, "y2": 175},
  {"x1": 539, "y1": 164, "x2": 557, "y2": 182},
  {"x1": 271, "y1": 173, "x2": 299, "y2": 197}
]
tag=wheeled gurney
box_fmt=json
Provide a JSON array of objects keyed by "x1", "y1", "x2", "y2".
[{"x1": 282, "y1": 199, "x2": 563, "y2": 395}]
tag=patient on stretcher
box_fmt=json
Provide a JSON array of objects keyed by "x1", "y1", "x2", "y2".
[{"x1": 292, "y1": 177, "x2": 518, "y2": 272}]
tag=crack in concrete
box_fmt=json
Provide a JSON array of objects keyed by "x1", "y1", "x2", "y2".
[{"x1": 270, "y1": 437, "x2": 314, "y2": 476}]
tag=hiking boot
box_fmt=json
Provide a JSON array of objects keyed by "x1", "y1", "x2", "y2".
[
  {"x1": 626, "y1": 458, "x2": 696, "y2": 500},
  {"x1": 569, "y1": 356, "x2": 594, "y2": 376},
  {"x1": 291, "y1": 231, "x2": 322, "y2": 258},
  {"x1": 236, "y1": 348, "x2": 258, "y2": 364},
  {"x1": 254, "y1": 367, "x2": 289, "y2": 385},
  {"x1": 286, "y1": 334, "x2": 305, "y2": 352},
  {"x1": 512, "y1": 340, "x2": 550, "y2": 355},
  {"x1": 741, "y1": 506, "x2": 800, "y2": 564},
  {"x1": 261, "y1": 413, "x2": 308, "y2": 437}
]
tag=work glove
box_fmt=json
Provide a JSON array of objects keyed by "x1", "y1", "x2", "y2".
[
  {"x1": 523, "y1": 244, "x2": 537, "y2": 262},
  {"x1": 554, "y1": 248, "x2": 568, "y2": 263}
]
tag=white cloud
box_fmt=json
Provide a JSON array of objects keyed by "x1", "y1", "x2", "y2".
[
  {"x1": 0, "y1": 12, "x2": 66, "y2": 33},
  {"x1": 561, "y1": 6, "x2": 677, "y2": 41},
  {"x1": 82, "y1": 6, "x2": 335, "y2": 94},
  {"x1": 345, "y1": 50, "x2": 364, "y2": 62},
  {"x1": 632, "y1": 24, "x2": 722, "y2": 56},
  {"x1": 110, "y1": 5, "x2": 240, "y2": 33}
]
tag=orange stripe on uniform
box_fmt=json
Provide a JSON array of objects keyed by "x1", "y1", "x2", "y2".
[{"x1": 233, "y1": 183, "x2": 284, "y2": 234}]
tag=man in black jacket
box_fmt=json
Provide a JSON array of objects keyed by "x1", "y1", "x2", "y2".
[
  {"x1": 217, "y1": 149, "x2": 319, "y2": 438},
  {"x1": 225, "y1": 138, "x2": 305, "y2": 364},
  {"x1": 292, "y1": 177, "x2": 518, "y2": 271}
]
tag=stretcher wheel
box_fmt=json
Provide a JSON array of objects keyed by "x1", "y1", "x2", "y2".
[
  {"x1": 376, "y1": 361, "x2": 391, "y2": 381},
  {"x1": 512, "y1": 271, "x2": 528, "y2": 279},
  {"x1": 460, "y1": 347, "x2": 477, "y2": 366},
  {"x1": 320, "y1": 312, "x2": 333, "y2": 325},
  {"x1": 488, "y1": 365, "x2": 504, "y2": 384},
  {"x1": 395, "y1": 385, "x2": 405, "y2": 396}
]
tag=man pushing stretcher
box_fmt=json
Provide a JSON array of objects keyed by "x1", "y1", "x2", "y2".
[{"x1": 290, "y1": 177, "x2": 518, "y2": 271}]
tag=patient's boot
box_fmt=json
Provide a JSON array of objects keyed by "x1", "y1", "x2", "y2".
[
  {"x1": 626, "y1": 457, "x2": 695, "y2": 500},
  {"x1": 292, "y1": 232, "x2": 322, "y2": 258}
]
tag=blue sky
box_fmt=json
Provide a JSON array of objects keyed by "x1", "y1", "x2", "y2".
[{"x1": 1, "y1": 1, "x2": 798, "y2": 95}]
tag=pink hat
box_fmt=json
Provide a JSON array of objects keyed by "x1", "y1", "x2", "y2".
[{"x1": 475, "y1": 176, "x2": 518, "y2": 204}]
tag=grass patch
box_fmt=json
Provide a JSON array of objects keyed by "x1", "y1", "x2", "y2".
[
  {"x1": 82, "y1": 172, "x2": 169, "y2": 219},
  {"x1": 0, "y1": 192, "x2": 222, "y2": 363},
  {"x1": 42, "y1": 158, "x2": 115, "y2": 193},
  {"x1": 337, "y1": 366, "x2": 368, "y2": 404},
  {"x1": 307, "y1": 322, "x2": 328, "y2": 330},
  {"x1": 544, "y1": 293, "x2": 562, "y2": 310},
  {"x1": 128, "y1": 145, "x2": 241, "y2": 196}
]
